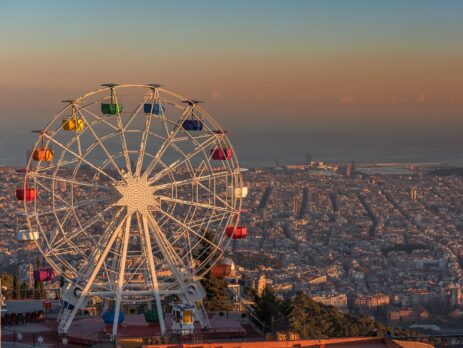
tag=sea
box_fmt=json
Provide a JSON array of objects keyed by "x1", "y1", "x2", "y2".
[{"x1": 1, "y1": 113, "x2": 462, "y2": 169}]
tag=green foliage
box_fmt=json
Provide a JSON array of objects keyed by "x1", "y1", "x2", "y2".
[
  {"x1": 1, "y1": 272, "x2": 13, "y2": 300},
  {"x1": 253, "y1": 290, "x2": 417, "y2": 339},
  {"x1": 202, "y1": 274, "x2": 233, "y2": 311},
  {"x1": 197, "y1": 229, "x2": 233, "y2": 311},
  {"x1": 253, "y1": 286, "x2": 286, "y2": 331},
  {"x1": 13, "y1": 271, "x2": 20, "y2": 299}
]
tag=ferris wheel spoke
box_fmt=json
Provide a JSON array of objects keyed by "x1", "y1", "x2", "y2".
[
  {"x1": 135, "y1": 113, "x2": 152, "y2": 177},
  {"x1": 140, "y1": 213, "x2": 166, "y2": 334},
  {"x1": 146, "y1": 212, "x2": 191, "y2": 277},
  {"x1": 147, "y1": 135, "x2": 219, "y2": 185},
  {"x1": 156, "y1": 209, "x2": 223, "y2": 253},
  {"x1": 111, "y1": 90, "x2": 132, "y2": 174},
  {"x1": 77, "y1": 105, "x2": 119, "y2": 132},
  {"x1": 179, "y1": 211, "x2": 234, "y2": 232},
  {"x1": 143, "y1": 104, "x2": 193, "y2": 178},
  {"x1": 64, "y1": 209, "x2": 127, "y2": 331},
  {"x1": 112, "y1": 213, "x2": 132, "y2": 335},
  {"x1": 153, "y1": 170, "x2": 235, "y2": 191},
  {"x1": 197, "y1": 180, "x2": 235, "y2": 210},
  {"x1": 30, "y1": 172, "x2": 113, "y2": 191},
  {"x1": 35, "y1": 197, "x2": 115, "y2": 217},
  {"x1": 43, "y1": 133, "x2": 119, "y2": 183},
  {"x1": 75, "y1": 109, "x2": 126, "y2": 179},
  {"x1": 157, "y1": 195, "x2": 232, "y2": 213},
  {"x1": 33, "y1": 178, "x2": 71, "y2": 207},
  {"x1": 78, "y1": 207, "x2": 126, "y2": 282},
  {"x1": 123, "y1": 91, "x2": 151, "y2": 131},
  {"x1": 52, "y1": 204, "x2": 117, "y2": 249}
]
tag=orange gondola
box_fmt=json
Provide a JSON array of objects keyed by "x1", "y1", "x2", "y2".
[
  {"x1": 211, "y1": 258, "x2": 235, "y2": 278},
  {"x1": 31, "y1": 130, "x2": 54, "y2": 162}
]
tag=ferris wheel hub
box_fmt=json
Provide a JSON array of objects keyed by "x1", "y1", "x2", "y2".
[{"x1": 113, "y1": 174, "x2": 159, "y2": 214}]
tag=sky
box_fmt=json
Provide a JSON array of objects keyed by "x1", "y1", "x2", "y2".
[{"x1": 1, "y1": 0, "x2": 463, "y2": 166}]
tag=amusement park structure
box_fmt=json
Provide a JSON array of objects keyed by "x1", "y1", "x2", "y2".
[{"x1": 15, "y1": 84, "x2": 247, "y2": 340}]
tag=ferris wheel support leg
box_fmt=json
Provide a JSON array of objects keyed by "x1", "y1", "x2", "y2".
[
  {"x1": 112, "y1": 214, "x2": 132, "y2": 340},
  {"x1": 147, "y1": 214, "x2": 208, "y2": 329},
  {"x1": 142, "y1": 215, "x2": 166, "y2": 335},
  {"x1": 60, "y1": 214, "x2": 127, "y2": 334},
  {"x1": 177, "y1": 282, "x2": 210, "y2": 329}
]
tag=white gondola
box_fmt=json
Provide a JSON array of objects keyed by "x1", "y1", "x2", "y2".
[
  {"x1": 227, "y1": 185, "x2": 248, "y2": 198},
  {"x1": 171, "y1": 303, "x2": 195, "y2": 336},
  {"x1": 16, "y1": 229, "x2": 39, "y2": 242}
]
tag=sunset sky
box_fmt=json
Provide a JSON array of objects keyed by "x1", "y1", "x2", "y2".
[{"x1": 1, "y1": 0, "x2": 462, "y2": 165}]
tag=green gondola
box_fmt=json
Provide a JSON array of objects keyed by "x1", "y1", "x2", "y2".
[
  {"x1": 101, "y1": 103, "x2": 123, "y2": 115},
  {"x1": 144, "y1": 310, "x2": 159, "y2": 323}
]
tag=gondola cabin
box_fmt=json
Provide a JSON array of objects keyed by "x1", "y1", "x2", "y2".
[
  {"x1": 144, "y1": 310, "x2": 159, "y2": 323},
  {"x1": 16, "y1": 187, "x2": 37, "y2": 201},
  {"x1": 211, "y1": 148, "x2": 232, "y2": 160},
  {"x1": 16, "y1": 230, "x2": 39, "y2": 242},
  {"x1": 182, "y1": 119, "x2": 203, "y2": 131},
  {"x1": 226, "y1": 226, "x2": 247, "y2": 239},
  {"x1": 211, "y1": 258, "x2": 235, "y2": 278},
  {"x1": 102, "y1": 310, "x2": 125, "y2": 325},
  {"x1": 171, "y1": 304, "x2": 194, "y2": 335},
  {"x1": 62, "y1": 117, "x2": 85, "y2": 132},
  {"x1": 101, "y1": 103, "x2": 123, "y2": 115},
  {"x1": 33, "y1": 268, "x2": 55, "y2": 282},
  {"x1": 33, "y1": 149, "x2": 54, "y2": 162},
  {"x1": 227, "y1": 186, "x2": 248, "y2": 198},
  {"x1": 143, "y1": 103, "x2": 164, "y2": 115}
]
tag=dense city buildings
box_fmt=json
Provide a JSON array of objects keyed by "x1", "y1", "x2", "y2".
[
  {"x1": 234, "y1": 163, "x2": 463, "y2": 326},
  {"x1": 2, "y1": 163, "x2": 463, "y2": 329}
]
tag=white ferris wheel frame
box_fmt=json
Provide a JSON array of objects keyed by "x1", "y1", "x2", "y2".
[{"x1": 21, "y1": 84, "x2": 244, "y2": 338}]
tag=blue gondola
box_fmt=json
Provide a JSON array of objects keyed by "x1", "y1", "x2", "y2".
[
  {"x1": 144, "y1": 103, "x2": 164, "y2": 115},
  {"x1": 182, "y1": 119, "x2": 203, "y2": 131},
  {"x1": 102, "y1": 311, "x2": 125, "y2": 324}
]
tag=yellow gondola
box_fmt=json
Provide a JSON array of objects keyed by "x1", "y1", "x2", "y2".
[{"x1": 62, "y1": 102, "x2": 85, "y2": 131}]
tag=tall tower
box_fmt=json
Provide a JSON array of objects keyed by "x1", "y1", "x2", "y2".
[
  {"x1": 411, "y1": 187, "x2": 417, "y2": 201},
  {"x1": 293, "y1": 196, "x2": 301, "y2": 215},
  {"x1": 275, "y1": 158, "x2": 280, "y2": 168},
  {"x1": 345, "y1": 164, "x2": 352, "y2": 177},
  {"x1": 305, "y1": 152, "x2": 312, "y2": 165},
  {"x1": 257, "y1": 274, "x2": 267, "y2": 296}
]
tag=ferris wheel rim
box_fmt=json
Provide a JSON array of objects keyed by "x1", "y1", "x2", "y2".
[{"x1": 22, "y1": 84, "x2": 244, "y2": 299}]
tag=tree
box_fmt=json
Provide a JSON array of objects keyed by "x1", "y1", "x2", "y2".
[
  {"x1": 254, "y1": 285, "x2": 286, "y2": 331},
  {"x1": 13, "y1": 271, "x2": 20, "y2": 299},
  {"x1": 202, "y1": 274, "x2": 233, "y2": 311},
  {"x1": 1, "y1": 272, "x2": 13, "y2": 300},
  {"x1": 197, "y1": 230, "x2": 233, "y2": 311}
]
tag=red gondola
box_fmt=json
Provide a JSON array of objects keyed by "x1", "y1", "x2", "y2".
[
  {"x1": 226, "y1": 226, "x2": 247, "y2": 239},
  {"x1": 16, "y1": 186, "x2": 37, "y2": 201},
  {"x1": 33, "y1": 269, "x2": 55, "y2": 282},
  {"x1": 211, "y1": 148, "x2": 232, "y2": 160}
]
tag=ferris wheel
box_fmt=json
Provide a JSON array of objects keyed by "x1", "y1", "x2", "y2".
[{"x1": 18, "y1": 84, "x2": 247, "y2": 338}]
